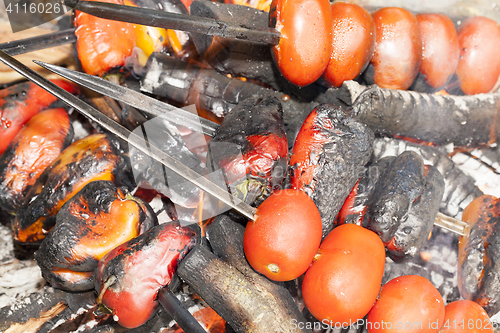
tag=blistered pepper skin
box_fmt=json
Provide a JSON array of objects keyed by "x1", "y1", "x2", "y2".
[
  {"x1": 13, "y1": 134, "x2": 134, "y2": 244},
  {"x1": 0, "y1": 108, "x2": 73, "y2": 215},
  {"x1": 35, "y1": 180, "x2": 157, "y2": 292},
  {"x1": 94, "y1": 221, "x2": 199, "y2": 328}
]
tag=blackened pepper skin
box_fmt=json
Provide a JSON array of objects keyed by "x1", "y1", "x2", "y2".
[
  {"x1": 459, "y1": 195, "x2": 500, "y2": 316},
  {"x1": 207, "y1": 96, "x2": 288, "y2": 206},
  {"x1": 13, "y1": 134, "x2": 134, "y2": 244},
  {"x1": 35, "y1": 180, "x2": 157, "y2": 292},
  {"x1": 290, "y1": 104, "x2": 374, "y2": 238}
]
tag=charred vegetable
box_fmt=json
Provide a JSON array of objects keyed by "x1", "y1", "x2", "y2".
[
  {"x1": 329, "y1": 80, "x2": 500, "y2": 148},
  {"x1": 207, "y1": 96, "x2": 288, "y2": 205},
  {"x1": 459, "y1": 195, "x2": 500, "y2": 316},
  {"x1": 0, "y1": 79, "x2": 77, "y2": 154},
  {"x1": 94, "y1": 221, "x2": 199, "y2": 329},
  {"x1": 13, "y1": 133, "x2": 133, "y2": 244},
  {"x1": 366, "y1": 151, "x2": 445, "y2": 261},
  {"x1": 0, "y1": 108, "x2": 73, "y2": 215},
  {"x1": 289, "y1": 103, "x2": 374, "y2": 238},
  {"x1": 35, "y1": 180, "x2": 157, "y2": 292},
  {"x1": 178, "y1": 214, "x2": 311, "y2": 333}
]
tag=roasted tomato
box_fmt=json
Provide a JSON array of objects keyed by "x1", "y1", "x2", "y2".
[
  {"x1": 370, "y1": 7, "x2": 422, "y2": 90},
  {"x1": 13, "y1": 134, "x2": 133, "y2": 244},
  {"x1": 302, "y1": 224, "x2": 385, "y2": 326},
  {"x1": 0, "y1": 79, "x2": 77, "y2": 154},
  {"x1": 416, "y1": 14, "x2": 459, "y2": 89},
  {"x1": 459, "y1": 195, "x2": 500, "y2": 316},
  {"x1": 440, "y1": 300, "x2": 492, "y2": 333},
  {"x1": 74, "y1": 0, "x2": 136, "y2": 76},
  {"x1": 456, "y1": 16, "x2": 500, "y2": 95},
  {"x1": 323, "y1": 1, "x2": 376, "y2": 87},
  {"x1": 269, "y1": 0, "x2": 332, "y2": 86},
  {"x1": 367, "y1": 275, "x2": 445, "y2": 333},
  {"x1": 243, "y1": 188, "x2": 322, "y2": 281},
  {"x1": 35, "y1": 181, "x2": 157, "y2": 292},
  {"x1": 0, "y1": 108, "x2": 73, "y2": 215},
  {"x1": 207, "y1": 96, "x2": 288, "y2": 206},
  {"x1": 94, "y1": 221, "x2": 199, "y2": 328}
]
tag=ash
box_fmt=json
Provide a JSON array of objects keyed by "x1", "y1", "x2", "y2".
[{"x1": 0, "y1": 224, "x2": 45, "y2": 309}]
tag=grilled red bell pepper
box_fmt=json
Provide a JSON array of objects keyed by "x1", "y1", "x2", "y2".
[
  {"x1": 0, "y1": 79, "x2": 77, "y2": 154},
  {"x1": 94, "y1": 221, "x2": 199, "y2": 328},
  {"x1": 0, "y1": 108, "x2": 73, "y2": 215}
]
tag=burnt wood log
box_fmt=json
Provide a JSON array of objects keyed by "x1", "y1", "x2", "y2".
[{"x1": 178, "y1": 215, "x2": 311, "y2": 333}]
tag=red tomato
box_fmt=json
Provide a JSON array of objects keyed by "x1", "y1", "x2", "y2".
[
  {"x1": 302, "y1": 224, "x2": 385, "y2": 326},
  {"x1": 243, "y1": 189, "x2": 322, "y2": 281},
  {"x1": 416, "y1": 13, "x2": 459, "y2": 88},
  {"x1": 440, "y1": 300, "x2": 492, "y2": 333},
  {"x1": 457, "y1": 16, "x2": 500, "y2": 95},
  {"x1": 270, "y1": 0, "x2": 332, "y2": 86},
  {"x1": 371, "y1": 7, "x2": 422, "y2": 90},
  {"x1": 323, "y1": 1, "x2": 376, "y2": 87},
  {"x1": 367, "y1": 275, "x2": 445, "y2": 333}
]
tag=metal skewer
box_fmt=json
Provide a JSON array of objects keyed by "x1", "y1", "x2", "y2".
[
  {"x1": 0, "y1": 29, "x2": 77, "y2": 56},
  {"x1": 63, "y1": 0, "x2": 281, "y2": 45},
  {"x1": 35, "y1": 61, "x2": 219, "y2": 137},
  {"x1": 35, "y1": 61, "x2": 471, "y2": 237}
]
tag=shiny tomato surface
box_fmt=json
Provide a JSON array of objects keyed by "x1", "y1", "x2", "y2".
[
  {"x1": 417, "y1": 13, "x2": 459, "y2": 88},
  {"x1": 367, "y1": 275, "x2": 445, "y2": 333},
  {"x1": 440, "y1": 300, "x2": 492, "y2": 333},
  {"x1": 457, "y1": 16, "x2": 500, "y2": 95},
  {"x1": 243, "y1": 189, "x2": 322, "y2": 281},
  {"x1": 270, "y1": 0, "x2": 332, "y2": 86},
  {"x1": 323, "y1": 1, "x2": 376, "y2": 87},
  {"x1": 371, "y1": 7, "x2": 422, "y2": 90},
  {"x1": 302, "y1": 224, "x2": 385, "y2": 326}
]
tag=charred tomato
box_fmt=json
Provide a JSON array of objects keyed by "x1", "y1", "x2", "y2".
[
  {"x1": 270, "y1": 0, "x2": 332, "y2": 86},
  {"x1": 35, "y1": 180, "x2": 157, "y2": 292},
  {"x1": 457, "y1": 16, "x2": 500, "y2": 95},
  {"x1": 302, "y1": 224, "x2": 385, "y2": 325},
  {"x1": 94, "y1": 221, "x2": 199, "y2": 328},
  {"x1": 370, "y1": 7, "x2": 422, "y2": 90},
  {"x1": 243, "y1": 188, "x2": 322, "y2": 281},
  {"x1": 323, "y1": 1, "x2": 376, "y2": 87},
  {"x1": 0, "y1": 108, "x2": 73, "y2": 215}
]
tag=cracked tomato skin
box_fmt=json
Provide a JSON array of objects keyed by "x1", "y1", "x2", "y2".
[
  {"x1": 270, "y1": 0, "x2": 332, "y2": 86},
  {"x1": 94, "y1": 222, "x2": 198, "y2": 329},
  {"x1": 367, "y1": 275, "x2": 445, "y2": 333},
  {"x1": 440, "y1": 300, "x2": 492, "y2": 333},
  {"x1": 302, "y1": 224, "x2": 385, "y2": 325},
  {"x1": 243, "y1": 188, "x2": 322, "y2": 281}
]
